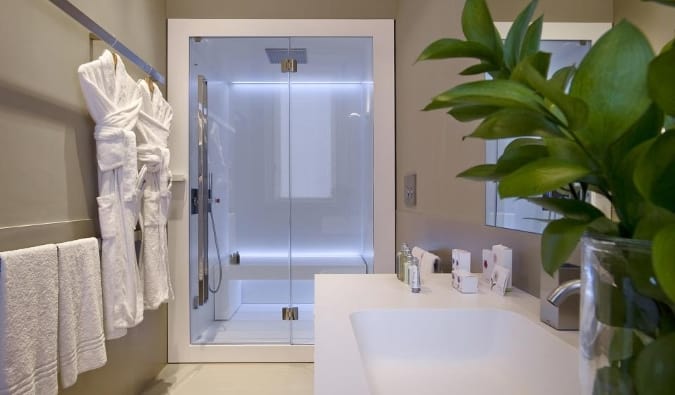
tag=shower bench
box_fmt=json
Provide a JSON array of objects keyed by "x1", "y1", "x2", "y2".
[{"x1": 218, "y1": 255, "x2": 368, "y2": 280}]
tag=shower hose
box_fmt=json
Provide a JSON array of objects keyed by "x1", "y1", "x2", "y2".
[{"x1": 208, "y1": 207, "x2": 224, "y2": 294}]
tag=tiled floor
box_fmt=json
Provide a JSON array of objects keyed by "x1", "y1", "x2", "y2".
[
  {"x1": 143, "y1": 363, "x2": 314, "y2": 395},
  {"x1": 194, "y1": 304, "x2": 314, "y2": 345}
]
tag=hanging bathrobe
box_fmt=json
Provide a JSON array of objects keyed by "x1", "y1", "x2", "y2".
[
  {"x1": 78, "y1": 50, "x2": 144, "y2": 339},
  {"x1": 135, "y1": 80, "x2": 174, "y2": 309}
]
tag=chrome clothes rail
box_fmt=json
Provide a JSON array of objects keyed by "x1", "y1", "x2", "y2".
[{"x1": 48, "y1": 0, "x2": 166, "y2": 85}]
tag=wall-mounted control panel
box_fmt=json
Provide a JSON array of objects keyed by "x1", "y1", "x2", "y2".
[{"x1": 404, "y1": 173, "x2": 417, "y2": 207}]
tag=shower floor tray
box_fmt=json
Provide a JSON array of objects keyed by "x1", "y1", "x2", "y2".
[{"x1": 194, "y1": 303, "x2": 314, "y2": 345}]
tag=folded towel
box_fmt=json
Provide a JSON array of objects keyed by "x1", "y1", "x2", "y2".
[
  {"x1": 421, "y1": 251, "x2": 440, "y2": 275},
  {"x1": 56, "y1": 238, "x2": 107, "y2": 389},
  {"x1": 0, "y1": 245, "x2": 59, "y2": 395},
  {"x1": 411, "y1": 246, "x2": 425, "y2": 261}
]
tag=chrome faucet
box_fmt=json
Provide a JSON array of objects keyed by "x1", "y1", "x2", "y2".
[
  {"x1": 540, "y1": 264, "x2": 580, "y2": 330},
  {"x1": 547, "y1": 279, "x2": 581, "y2": 306}
]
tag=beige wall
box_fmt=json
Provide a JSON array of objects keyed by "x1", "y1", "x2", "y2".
[
  {"x1": 167, "y1": 0, "x2": 397, "y2": 19},
  {"x1": 0, "y1": 1, "x2": 168, "y2": 394},
  {"x1": 487, "y1": 0, "x2": 613, "y2": 22},
  {"x1": 395, "y1": 0, "x2": 613, "y2": 296},
  {"x1": 614, "y1": 0, "x2": 675, "y2": 50}
]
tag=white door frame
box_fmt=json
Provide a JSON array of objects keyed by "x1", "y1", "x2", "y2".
[{"x1": 167, "y1": 19, "x2": 395, "y2": 362}]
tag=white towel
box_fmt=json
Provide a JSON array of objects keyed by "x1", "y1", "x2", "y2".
[
  {"x1": 411, "y1": 246, "x2": 425, "y2": 261},
  {"x1": 421, "y1": 251, "x2": 440, "y2": 275},
  {"x1": 56, "y1": 238, "x2": 107, "y2": 389},
  {"x1": 0, "y1": 245, "x2": 59, "y2": 395}
]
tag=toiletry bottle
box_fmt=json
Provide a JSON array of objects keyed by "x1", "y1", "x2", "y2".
[
  {"x1": 409, "y1": 256, "x2": 421, "y2": 293},
  {"x1": 403, "y1": 247, "x2": 413, "y2": 284},
  {"x1": 396, "y1": 243, "x2": 409, "y2": 281}
]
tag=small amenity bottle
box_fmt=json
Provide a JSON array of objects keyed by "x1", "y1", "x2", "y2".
[
  {"x1": 396, "y1": 243, "x2": 409, "y2": 281},
  {"x1": 403, "y1": 248, "x2": 413, "y2": 284},
  {"x1": 409, "y1": 256, "x2": 421, "y2": 293}
]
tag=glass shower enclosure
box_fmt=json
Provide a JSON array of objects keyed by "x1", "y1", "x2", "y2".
[{"x1": 188, "y1": 36, "x2": 375, "y2": 346}]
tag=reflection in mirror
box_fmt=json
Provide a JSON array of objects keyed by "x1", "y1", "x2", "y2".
[
  {"x1": 485, "y1": 40, "x2": 591, "y2": 233},
  {"x1": 484, "y1": 22, "x2": 611, "y2": 233}
]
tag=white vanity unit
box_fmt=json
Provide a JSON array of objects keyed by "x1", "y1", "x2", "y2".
[{"x1": 314, "y1": 274, "x2": 580, "y2": 395}]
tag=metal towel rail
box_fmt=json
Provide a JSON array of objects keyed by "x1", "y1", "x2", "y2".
[
  {"x1": 0, "y1": 219, "x2": 97, "y2": 262},
  {"x1": 48, "y1": 0, "x2": 166, "y2": 85}
]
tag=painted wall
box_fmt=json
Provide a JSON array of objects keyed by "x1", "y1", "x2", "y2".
[
  {"x1": 167, "y1": 0, "x2": 397, "y2": 19},
  {"x1": 614, "y1": 0, "x2": 675, "y2": 50},
  {"x1": 0, "y1": 1, "x2": 168, "y2": 394},
  {"x1": 395, "y1": 0, "x2": 613, "y2": 296}
]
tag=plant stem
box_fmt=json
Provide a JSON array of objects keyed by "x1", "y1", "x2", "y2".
[{"x1": 569, "y1": 183, "x2": 580, "y2": 200}]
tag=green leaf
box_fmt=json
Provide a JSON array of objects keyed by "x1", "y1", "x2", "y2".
[
  {"x1": 459, "y1": 63, "x2": 501, "y2": 75},
  {"x1": 461, "y1": 0, "x2": 504, "y2": 63},
  {"x1": 633, "y1": 204, "x2": 675, "y2": 240},
  {"x1": 498, "y1": 158, "x2": 591, "y2": 198},
  {"x1": 607, "y1": 137, "x2": 656, "y2": 236},
  {"x1": 549, "y1": 66, "x2": 576, "y2": 92},
  {"x1": 467, "y1": 108, "x2": 562, "y2": 139},
  {"x1": 541, "y1": 218, "x2": 588, "y2": 274},
  {"x1": 503, "y1": 0, "x2": 538, "y2": 70},
  {"x1": 424, "y1": 80, "x2": 546, "y2": 112},
  {"x1": 624, "y1": 218, "x2": 672, "y2": 303},
  {"x1": 543, "y1": 136, "x2": 596, "y2": 171},
  {"x1": 592, "y1": 366, "x2": 634, "y2": 395},
  {"x1": 634, "y1": 130, "x2": 675, "y2": 212},
  {"x1": 416, "y1": 39, "x2": 497, "y2": 63},
  {"x1": 648, "y1": 41, "x2": 675, "y2": 115},
  {"x1": 609, "y1": 329, "x2": 644, "y2": 362},
  {"x1": 587, "y1": 217, "x2": 620, "y2": 236},
  {"x1": 513, "y1": 60, "x2": 589, "y2": 131},
  {"x1": 608, "y1": 104, "x2": 664, "y2": 166},
  {"x1": 635, "y1": 332, "x2": 675, "y2": 395},
  {"x1": 526, "y1": 197, "x2": 605, "y2": 222},
  {"x1": 569, "y1": 21, "x2": 655, "y2": 153},
  {"x1": 520, "y1": 16, "x2": 543, "y2": 60},
  {"x1": 494, "y1": 138, "x2": 548, "y2": 175},
  {"x1": 512, "y1": 52, "x2": 551, "y2": 84},
  {"x1": 457, "y1": 164, "x2": 500, "y2": 181},
  {"x1": 448, "y1": 105, "x2": 501, "y2": 122},
  {"x1": 653, "y1": 224, "x2": 675, "y2": 304}
]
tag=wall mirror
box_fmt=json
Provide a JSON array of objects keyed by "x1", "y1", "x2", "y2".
[{"x1": 485, "y1": 22, "x2": 612, "y2": 233}]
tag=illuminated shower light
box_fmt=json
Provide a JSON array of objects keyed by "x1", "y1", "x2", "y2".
[
  {"x1": 241, "y1": 251, "x2": 366, "y2": 259},
  {"x1": 230, "y1": 81, "x2": 374, "y2": 85}
]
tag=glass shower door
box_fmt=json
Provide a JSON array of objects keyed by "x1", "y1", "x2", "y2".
[
  {"x1": 189, "y1": 36, "x2": 292, "y2": 345},
  {"x1": 287, "y1": 37, "x2": 374, "y2": 345}
]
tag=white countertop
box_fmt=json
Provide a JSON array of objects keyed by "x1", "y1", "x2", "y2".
[{"x1": 313, "y1": 273, "x2": 579, "y2": 395}]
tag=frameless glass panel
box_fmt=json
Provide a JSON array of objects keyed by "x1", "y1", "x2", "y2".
[
  {"x1": 189, "y1": 37, "x2": 292, "y2": 345},
  {"x1": 485, "y1": 40, "x2": 591, "y2": 233},
  {"x1": 288, "y1": 37, "x2": 374, "y2": 345}
]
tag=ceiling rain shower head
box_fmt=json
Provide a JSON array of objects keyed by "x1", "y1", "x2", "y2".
[{"x1": 265, "y1": 48, "x2": 308, "y2": 64}]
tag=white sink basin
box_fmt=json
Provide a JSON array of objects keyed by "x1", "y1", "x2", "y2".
[{"x1": 350, "y1": 308, "x2": 579, "y2": 395}]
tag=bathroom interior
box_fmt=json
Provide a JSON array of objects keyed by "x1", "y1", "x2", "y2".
[{"x1": 0, "y1": 0, "x2": 673, "y2": 394}]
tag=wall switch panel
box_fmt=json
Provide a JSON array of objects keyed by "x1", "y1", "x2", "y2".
[{"x1": 404, "y1": 173, "x2": 417, "y2": 207}]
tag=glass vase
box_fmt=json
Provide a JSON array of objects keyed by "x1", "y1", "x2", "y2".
[{"x1": 580, "y1": 234, "x2": 673, "y2": 395}]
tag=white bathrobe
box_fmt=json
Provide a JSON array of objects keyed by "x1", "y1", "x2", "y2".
[
  {"x1": 78, "y1": 50, "x2": 144, "y2": 339},
  {"x1": 135, "y1": 80, "x2": 174, "y2": 309}
]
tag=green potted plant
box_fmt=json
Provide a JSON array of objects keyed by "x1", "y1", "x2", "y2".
[{"x1": 417, "y1": 0, "x2": 675, "y2": 393}]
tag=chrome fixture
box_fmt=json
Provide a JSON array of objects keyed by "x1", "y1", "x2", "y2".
[
  {"x1": 196, "y1": 75, "x2": 209, "y2": 306},
  {"x1": 547, "y1": 279, "x2": 582, "y2": 306},
  {"x1": 540, "y1": 264, "x2": 580, "y2": 330}
]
